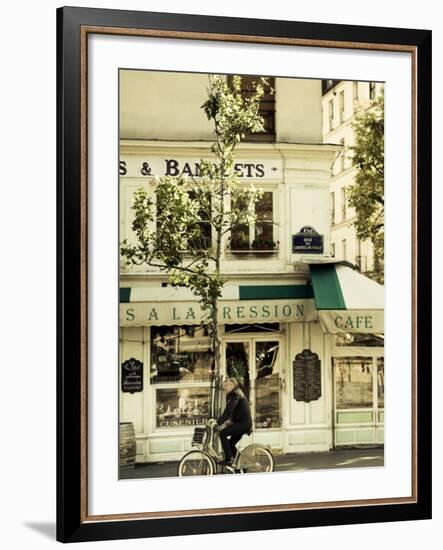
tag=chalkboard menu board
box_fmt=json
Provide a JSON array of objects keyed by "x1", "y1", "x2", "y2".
[
  {"x1": 121, "y1": 358, "x2": 144, "y2": 394},
  {"x1": 293, "y1": 349, "x2": 321, "y2": 402}
]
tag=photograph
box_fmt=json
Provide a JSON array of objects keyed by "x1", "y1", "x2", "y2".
[
  {"x1": 55, "y1": 6, "x2": 431, "y2": 542},
  {"x1": 118, "y1": 69, "x2": 385, "y2": 479}
]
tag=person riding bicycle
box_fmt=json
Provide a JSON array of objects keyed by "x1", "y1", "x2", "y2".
[{"x1": 217, "y1": 377, "x2": 252, "y2": 466}]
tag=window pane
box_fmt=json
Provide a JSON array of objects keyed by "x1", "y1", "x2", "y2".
[
  {"x1": 254, "y1": 192, "x2": 274, "y2": 248},
  {"x1": 335, "y1": 333, "x2": 384, "y2": 347},
  {"x1": 335, "y1": 358, "x2": 373, "y2": 408},
  {"x1": 226, "y1": 341, "x2": 250, "y2": 399},
  {"x1": 256, "y1": 341, "x2": 279, "y2": 378},
  {"x1": 377, "y1": 358, "x2": 384, "y2": 408},
  {"x1": 187, "y1": 191, "x2": 212, "y2": 250},
  {"x1": 151, "y1": 325, "x2": 213, "y2": 383},
  {"x1": 224, "y1": 323, "x2": 280, "y2": 334},
  {"x1": 254, "y1": 222, "x2": 273, "y2": 243},
  {"x1": 255, "y1": 192, "x2": 273, "y2": 221},
  {"x1": 156, "y1": 387, "x2": 210, "y2": 428},
  {"x1": 255, "y1": 376, "x2": 280, "y2": 429},
  {"x1": 255, "y1": 342, "x2": 280, "y2": 429},
  {"x1": 230, "y1": 224, "x2": 250, "y2": 249}
]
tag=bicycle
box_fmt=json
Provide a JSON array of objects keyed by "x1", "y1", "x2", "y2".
[{"x1": 177, "y1": 418, "x2": 274, "y2": 476}]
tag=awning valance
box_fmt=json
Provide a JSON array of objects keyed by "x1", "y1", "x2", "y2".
[
  {"x1": 120, "y1": 284, "x2": 317, "y2": 327},
  {"x1": 310, "y1": 263, "x2": 384, "y2": 334}
]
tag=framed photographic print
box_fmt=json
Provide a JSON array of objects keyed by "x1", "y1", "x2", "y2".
[{"x1": 57, "y1": 6, "x2": 432, "y2": 543}]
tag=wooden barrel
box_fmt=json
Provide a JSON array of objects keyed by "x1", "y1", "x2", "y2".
[{"x1": 119, "y1": 422, "x2": 136, "y2": 469}]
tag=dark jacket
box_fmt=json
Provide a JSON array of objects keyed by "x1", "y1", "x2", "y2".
[{"x1": 218, "y1": 387, "x2": 252, "y2": 427}]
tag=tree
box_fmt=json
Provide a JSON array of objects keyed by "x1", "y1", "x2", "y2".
[
  {"x1": 120, "y1": 74, "x2": 272, "y2": 415},
  {"x1": 347, "y1": 90, "x2": 384, "y2": 283}
]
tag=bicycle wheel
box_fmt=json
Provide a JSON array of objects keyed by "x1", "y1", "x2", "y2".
[
  {"x1": 237, "y1": 445, "x2": 274, "y2": 473},
  {"x1": 177, "y1": 451, "x2": 215, "y2": 476}
]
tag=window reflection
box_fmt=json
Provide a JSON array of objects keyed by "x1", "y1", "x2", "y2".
[
  {"x1": 226, "y1": 341, "x2": 250, "y2": 399},
  {"x1": 151, "y1": 325, "x2": 212, "y2": 383},
  {"x1": 377, "y1": 358, "x2": 384, "y2": 408},
  {"x1": 335, "y1": 333, "x2": 384, "y2": 347},
  {"x1": 156, "y1": 387, "x2": 210, "y2": 428},
  {"x1": 255, "y1": 341, "x2": 280, "y2": 429},
  {"x1": 335, "y1": 358, "x2": 373, "y2": 409}
]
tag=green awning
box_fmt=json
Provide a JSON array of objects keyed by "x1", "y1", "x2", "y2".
[
  {"x1": 310, "y1": 264, "x2": 346, "y2": 310},
  {"x1": 309, "y1": 262, "x2": 384, "y2": 334}
]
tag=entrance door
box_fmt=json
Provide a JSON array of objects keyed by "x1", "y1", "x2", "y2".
[{"x1": 223, "y1": 338, "x2": 282, "y2": 433}]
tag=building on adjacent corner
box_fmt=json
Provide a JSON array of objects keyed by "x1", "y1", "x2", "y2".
[{"x1": 322, "y1": 79, "x2": 384, "y2": 276}]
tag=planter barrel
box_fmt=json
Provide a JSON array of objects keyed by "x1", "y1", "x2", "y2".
[{"x1": 119, "y1": 422, "x2": 136, "y2": 469}]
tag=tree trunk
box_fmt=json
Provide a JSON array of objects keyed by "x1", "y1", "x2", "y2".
[{"x1": 210, "y1": 300, "x2": 222, "y2": 418}]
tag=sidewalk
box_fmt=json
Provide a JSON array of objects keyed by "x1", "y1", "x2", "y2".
[{"x1": 120, "y1": 447, "x2": 384, "y2": 479}]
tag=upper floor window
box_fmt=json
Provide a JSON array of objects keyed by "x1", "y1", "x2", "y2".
[
  {"x1": 353, "y1": 81, "x2": 359, "y2": 101},
  {"x1": 328, "y1": 99, "x2": 334, "y2": 131},
  {"x1": 339, "y1": 91, "x2": 345, "y2": 123},
  {"x1": 340, "y1": 138, "x2": 346, "y2": 172},
  {"x1": 330, "y1": 191, "x2": 335, "y2": 225},
  {"x1": 369, "y1": 81, "x2": 376, "y2": 100},
  {"x1": 341, "y1": 238, "x2": 347, "y2": 261},
  {"x1": 230, "y1": 76, "x2": 276, "y2": 142},
  {"x1": 156, "y1": 191, "x2": 212, "y2": 252},
  {"x1": 341, "y1": 186, "x2": 347, "y2": 220},
  {"x1": 229, "y1": 190, "x2": 278, "y2": 254}
]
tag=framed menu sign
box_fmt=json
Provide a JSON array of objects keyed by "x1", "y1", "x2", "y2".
[
  {"x1": 293, "y1": 349, "x2": 321, "y2": 402},
  {"x1": 121, "y1": 358, "x2": 143, "y2": 394}
]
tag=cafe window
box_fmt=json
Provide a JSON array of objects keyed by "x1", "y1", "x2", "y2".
[
  {"x1": 334, "y1": 356, "x2": 384, "y2": 415},
  {"x1": 335, "y1": 333, "x2": 384, "y2": 347},
  {"x1": 229, "y1": 191, "x2": 277, "y2": 254},
  {"x1": 224, "y1": 323, "x2": 280, "y2": 334},
  {"x1": 335, "y1": 358, "x2": 374, "y2": 409},
  {"x1": 377, "y1": 358, "x2": 384, "y2": 408},
  {"x1": 156, "y1": 387, "x2": 210, "y2": 428},
  {"x1": 230, "y1": 75, "x2": 275, "y2": 142},
  {"x1": 150, "y1": 325, "x2": 213, "y2": 384}
]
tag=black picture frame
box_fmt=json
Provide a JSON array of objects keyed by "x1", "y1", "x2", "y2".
[{"x1": 57, "y1": 6, "x2": 432, "y2": 543}]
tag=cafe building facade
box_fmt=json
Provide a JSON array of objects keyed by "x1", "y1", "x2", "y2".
[{"x1": 119, "y1": 70, "x2": 385, "y2": 463}]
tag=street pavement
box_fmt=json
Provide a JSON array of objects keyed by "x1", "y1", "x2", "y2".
[{"x1": 120, "y1": 447, "x2": 384, "y2": 479}]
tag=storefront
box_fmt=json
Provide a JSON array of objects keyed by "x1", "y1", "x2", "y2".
[{"x1": 119, "y1": 262, "x2": 384, "y2": 463}]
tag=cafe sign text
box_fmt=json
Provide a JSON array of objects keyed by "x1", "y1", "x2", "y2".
[{"x1": 120, "y1": 299, "x2": 317, "y2": 327}]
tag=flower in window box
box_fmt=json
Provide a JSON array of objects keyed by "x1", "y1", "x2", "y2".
[
  {"x1": 228, "y1": 236, "x2": 250, "y2": 250},
  {"x1": 251, "y1": 239, "x2": 277, "y2": 251}
]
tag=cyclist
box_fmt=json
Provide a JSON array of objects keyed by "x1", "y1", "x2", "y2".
[{"x1": 217, "y1": 377, "x2": 252, "y2": 466}]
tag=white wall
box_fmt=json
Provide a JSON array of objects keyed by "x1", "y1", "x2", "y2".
[
  {"x1": 276, "y1": 78, "x2": 323, "y2": 143},
  {"x1": 120, "y1": 70, "x2": 323, "y2": 143},
  {"x1": 120, "y1": 70, "x2": 214, "y2": 140}
]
